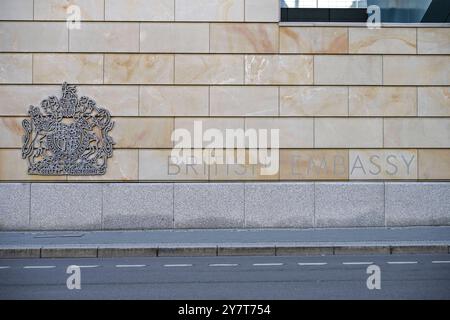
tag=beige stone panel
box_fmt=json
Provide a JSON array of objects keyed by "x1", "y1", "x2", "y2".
[
  {"x1": 105, "y1": 0, "x2": 174, "y2": 21},
  {"x1": 0, "y1": 85, "x2": 138, "y2": 116},
  {"x1": 245, "y1": 55, "x2": 313, "y2": 85},
  {"x1": 209, "y1": 149, "x2": 279, "y2": 180},
  {"x1": 77, "y1": 86, "x2": 139, "y2": 116},
  {"x1": 315, "y1": 118, "x2": 383, "y2": 148},
  {"x1": 0, "y1": 0, "x2": 33, "y2": 20},
  {"x1": 384, "y1": 118, "x2": 450, "y2": 148},
  {"x1": 384, "y1": 56, "x2": 450, "y2": 86},
  {"x1": 33, "y1": 54, "x2": 103, "y2": 84},
  {"x1": 245, "y1": 0, "x2": 279, "y2": 22},
  {"x1": 68, "y1": 150, "x2": 138, "y2": 181},
  {"x1": 111, "y1": 118, "x2": 173, "y2": 148},
  {"x1": 0, "y1": 117, "x2": 25, "y2": 148},
  {"x1": 349, "y1": 149, "x2": 417, "y2": 180},
  {"x1": 210, "y1": 23, "x2": 278, "y2": 53},
  {"x1": 174, "y1": 118, "x2": 244, "y2": 148},
  {"x1": 0, "y1": 54, "x2": 32, "y2": 84},
  {"x1": 70, "y1": 23, "x2": 139, "y2": 52},
  {"x1": 140, "y1": 23, "x2": 209, "y2": 53},
  {"x1": 315, "y1": 55, "x2": 382, "y2": 85},
  {"x1": 0, "y1": 149, "x2": 66, "y2": 181},
  {"x1": 349, "y1": 28, "x2": 416, "y2": 54},
  {"x1": 418, "y1": 28, "x2": 450, "y2": 54},
  {"x1": 0, "y1": 85, "x2": 58, "y2": 116},
  {"x1": 280, "y1": 27, "x2": 348, "y2": 54},
  {"x1": 104, "y1": 54, "x2": 174, "y2": 84},
  {"x1": 349, "y1": 87, "x2": 417, "y2": 116},
  {"x1": 418, "y1": 149, "x2": 450, "y2": 180},
  {"x1": 418, "y1": 87, "x2": 450, "y2": 116},
  {"x1": 280, "y1": 86, "x2": 348, "y2": 116},
  {"x1": 245, "y1": 118, "x2": 313, "y2": 148},
  {"x1": 175, "y1": 0, "x2": 244, "y2": 22},
  {"x1": 0, "y1": 22, "x2": 68, "y2": 52},
  {"x1": 140, "y1": 86, "x2": 208, "y2": 116},
  {"x1": 210, "y1": 86, "x2": 278, "y2": 116},
  {"x1": 34, "y1": 0, "x2": 104, "y2": 20},
  {"x1": 280, "y1": 149, "x2": 349, "y2": 180},
  {"x1": 175, "y1": 55, "x2": 244, "y2": 85},
  {"x1": 139, "y1": 149, "x2": 208, "y2": 180}
]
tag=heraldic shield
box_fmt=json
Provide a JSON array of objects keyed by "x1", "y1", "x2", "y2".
[{"x1": 21, "y1": 83, "x2": 114, "y2": 176}]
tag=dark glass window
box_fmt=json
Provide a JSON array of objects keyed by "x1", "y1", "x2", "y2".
[{"x1": 280, "y1": 0, "x2": 450, "y2": 23}]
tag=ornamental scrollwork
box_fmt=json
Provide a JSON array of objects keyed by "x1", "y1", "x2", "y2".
[{"x1": 22, "y1": 82, "x2": 114, "y2": 175}]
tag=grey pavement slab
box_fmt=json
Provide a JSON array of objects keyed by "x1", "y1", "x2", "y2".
[
  {"x1": 30, "y1": 184, "x2": 102, "y2": 230},
  {"x1": 315, "y1": 182, "x2": 385, "y2": 228},
  {"x1": 102, "y1": 183, "x2": 173, "y2": 229},
  {"x1": 386, "y1": 182, "x2": 450, "y2": 227},
  {"x1": 2, "y1": 182, "x2": 449, "y2": 231},
  {"x1": 245, "y1": 183, "x2": 314, "y2": 228},
  {"x1": 174, "y1": 183, "x2": 245, "y2": 229},
  {"x1": 0, "y1": 184, "x2": 30, "y2": 230},
  {"x1": 1, "y1": 227, "x2": 450, "y2": 246}
]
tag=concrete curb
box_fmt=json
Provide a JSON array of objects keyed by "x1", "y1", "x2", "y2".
[
  {"x1": 0, "y1": 244, "x2": 449, "y2": 259},
  {"x1": 390, "y1": 245, "x2": 449, "y2": 254},
  {"x1": 98, "y1": 245, "x2": 157, "y2": 258},
  {"x1": 158, "y1": 245, "x2": 217, "y2": 257},
  {"x1": 219, "y1": 245, "x2": 276, "y2": 256},
  {"x1": 333, "y1": 246, "x2": 391, "y2": 255},
  {"x1": 0, "y1": 247, "x2": 41, "y2": 259},
  {"x1": 41, "y1": 246, "x2": 98, "y2": 258}
]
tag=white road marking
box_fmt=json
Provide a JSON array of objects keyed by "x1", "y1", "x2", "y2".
[
  {"x1": 209, "y1": 264, "x2": 238, "y2": 267},
  {"x1": 115, "y1": 264, "x2": 146, "y2": 268},
  {"x1": 298, "y1": 262, "x2": 327, "y2": 266},
  {"x1": 0, "y1": 266, "x2": 10, "y2": 269},
  {"x1": 164, "y1": 264, "x2": 193, "y2": 267},
  {"x1": 343, "y1": 262, "x2": 374, "y2": 265},
  {"x1": 24, "y1": 266, "x2": 56, "y2": 269},
  {"x1": 77, "y1": 265, "x2": 99, "y2": 268},
  {"x1": 387, "y1": 261, "x2": 418, "y2": 265},
  {"x1": 253, "y1": 263, "x2": 284, "y2": 266},
  {"x1": 432, "y1": 261, "x2": 450, "y2": 264}
]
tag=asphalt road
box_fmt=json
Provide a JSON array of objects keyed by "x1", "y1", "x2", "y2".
[{"x1": 0, "y1": 254, "x2": 449, "y2": 299}]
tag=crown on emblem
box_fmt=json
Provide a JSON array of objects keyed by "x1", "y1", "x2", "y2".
[{"x1": 22, "y1": 82, "x2": 115, "y2": 176}]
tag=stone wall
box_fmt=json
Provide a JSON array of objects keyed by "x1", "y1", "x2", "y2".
[
  {"x1": 0, "y1": 0, "x2": 449, "y2": 230},
  {"x1": 2, "y1": 182, "x2": 450, "y2": 230}
]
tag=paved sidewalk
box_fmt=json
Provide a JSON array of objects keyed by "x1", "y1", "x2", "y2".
[{"x1": 1, "y1": 227, "x2": 449, "y2": 258}]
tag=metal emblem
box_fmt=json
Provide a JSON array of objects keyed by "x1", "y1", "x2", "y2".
[{"x1": 22, "y1": 82, "x2": 114, "y2": 175}]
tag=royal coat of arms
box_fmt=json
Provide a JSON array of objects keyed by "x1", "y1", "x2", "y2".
[{"x1": 22, "y1": 83, "x2": 114, "y2": 175}]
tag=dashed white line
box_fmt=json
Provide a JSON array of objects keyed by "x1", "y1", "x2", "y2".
[
  {"x1": 164, "y1": 264, "x2": 193, "y2": 267},
  {"x1": 77, "y1": 265, "x2": 99, "y2": 268},
  {"x1": 13, "y1": 259, "x2": 446, "y2": 271},
  {"x1": 209, "y1": 264, "x2": 238, "y2": 267},
  {"x1": 387, "y1": 261, "x2": 418, "y2": 265},
  {"x1": 0, "y1": 266, "x2": 10, "y2": 269},
  {"x1": 115, "y1": 264, "x2": 146, "y2": 268}
]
